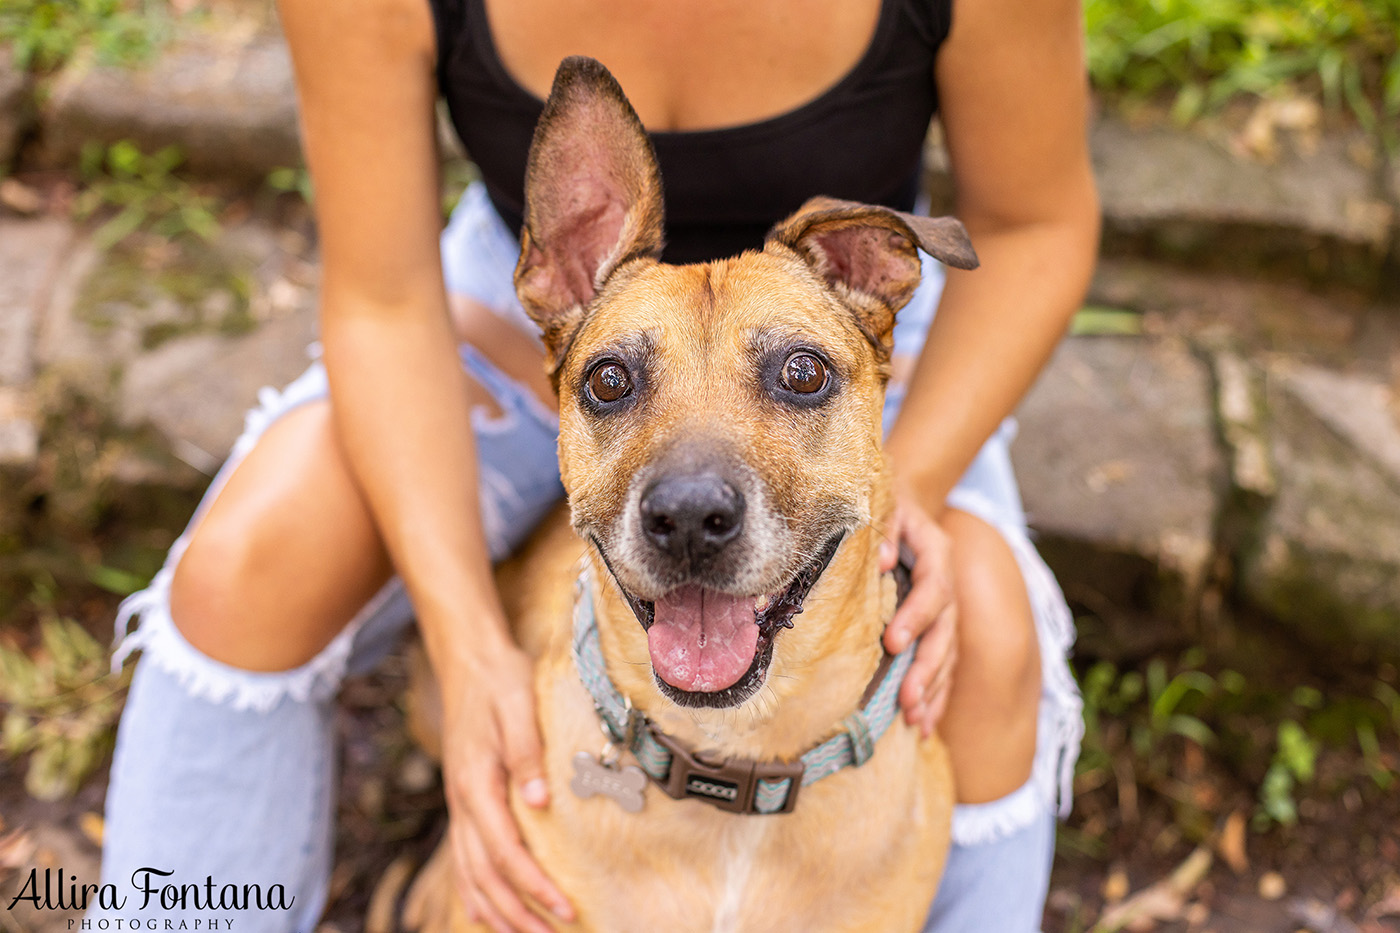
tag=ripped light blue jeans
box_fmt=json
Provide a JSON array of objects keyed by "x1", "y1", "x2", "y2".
[{"x1": 96, "y1": 183, "x2": 1082, "y2": 933}]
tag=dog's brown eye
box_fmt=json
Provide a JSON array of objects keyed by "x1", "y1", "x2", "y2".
[
  {"x1": 588, "y1": 362, "x2": 632, "y2": 403},
  {"x1": 782, "y1": 353, "x2": 827, "y2": 394}
]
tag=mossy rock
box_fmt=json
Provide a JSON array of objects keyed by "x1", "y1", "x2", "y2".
[{"x1": 1237, "y1": 375, "x2": 1400, "y2": 666}]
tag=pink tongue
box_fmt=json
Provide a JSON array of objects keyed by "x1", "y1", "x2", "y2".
[{"x1": 647, "y1": 586, "x2": 760, "y2": 693}]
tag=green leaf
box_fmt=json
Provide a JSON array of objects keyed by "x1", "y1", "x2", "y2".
[
  {"x1": 1384, "y1": 50, "x2": 1400, "y2": 114},
  {"x1": 87, "y1": 563, "x2": 149, "y2": 596},
  {"x1": 1152, "y1": 671, "x2": 1215, "y2": 724},
  {"x1": 39, "y1": 617, "x2": 81, "y2": 677},
  {"x1": 80, "y1": 140, "x2": 106, "y2": 180},
  {"x1": 92, "y1": 204, "x2": 147, "y2": 249},
  {"x1": 107, "y1": 139, "x2": 142, "y2": 178},
  {"x1": 1375, "y1": 682, "x2": 1400, "y2": 732},
  {"x1": 59, "y1": 617, "x2": 104, "y2": 668},
  {"x1": 149, "y1": 145, "x2": 185, "y2": 177},
  {"x1": 0, "y1": 643, "x2": 40, "y2": 704},
  {"x1": 1166, "y1": 713, "x2": 1217, "y2": 747},
  {"x1": 1357, "y1": 718, "x2": 1382, "y2": 763},
  {"x1": 1171, "y1": 82, "x2": 1206, "y2": 124},
  {"x1": 1277, "y1": 720, "x2": 1318, "y2": 782},
  {"x1": 1259, "y1": 761, "x2": 1297, "y2": 825},
  {"x1": 267, "y1": 167, "x2": 299, "y2": 191},
  {"x1": 1071, "y1": 306, "x2": 1144, "y2": 337},
  {"x1": 3, "y1": 709, "x2": 36, "y2": 755},
  {"x1": 1118, "y1": 671, "x2": 1144, "y2": 705},
  {"x1": 1218, "y1": 669, "x2": 1246, "y2": 695},
  {"x1": 25, "y1": 741, "x2": 75, "y2": 802},
  {"x1": 179, "y1": 204, "x2": 220, "y2": 242}
]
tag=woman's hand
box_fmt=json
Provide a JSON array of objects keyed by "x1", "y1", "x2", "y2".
[
  {"x1": 880, "y1": 496, "x2": 959, "y2": 738},
  {"x1": 441, "y1": 645, "x2": 575, "y2": 933}
]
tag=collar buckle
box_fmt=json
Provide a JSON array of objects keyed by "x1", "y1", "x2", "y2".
[{"x1": 650, "y1": 729, "x2": 805, "y2": 814}]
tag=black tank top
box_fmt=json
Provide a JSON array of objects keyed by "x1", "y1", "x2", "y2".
[{"x1": 429, "y1": 0, "x2": 952, "y2": 264}]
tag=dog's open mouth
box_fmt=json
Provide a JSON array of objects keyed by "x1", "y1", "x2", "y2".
[{"x1": 609, "y1": 533, "x2": 844, "y2": 709}]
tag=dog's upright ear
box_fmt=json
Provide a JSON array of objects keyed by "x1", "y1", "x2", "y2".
[
  {"x1": 767, "y1": 197, "x2": 978, "y2": 351},
  {"x1": 516, "y1": 56, "x2": 665, "y2": 377}
]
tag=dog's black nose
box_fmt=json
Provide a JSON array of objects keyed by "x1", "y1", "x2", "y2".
[{"x1": 640, "y1": 473, "x2": 745, "y2": 561}]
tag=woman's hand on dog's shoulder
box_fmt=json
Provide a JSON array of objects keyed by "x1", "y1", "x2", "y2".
[
  {"x1": 440, "y1": 638, "x2": 577, "y2": 932},
  {"x1": 881, "y1": 496, "x2": 959, "y2": 738}
]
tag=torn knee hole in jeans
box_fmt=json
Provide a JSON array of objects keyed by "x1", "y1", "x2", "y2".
[{"x1": 111, "y1": 562, "x2": 370, "y2": 713}]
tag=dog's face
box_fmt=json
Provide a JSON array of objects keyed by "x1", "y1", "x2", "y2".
[
  {"x1": 555, "y1": 252, "x2": 887, "y2": 708},
  {"x1": 516, "y1": 58, "x2": 976, "y2": 713}
]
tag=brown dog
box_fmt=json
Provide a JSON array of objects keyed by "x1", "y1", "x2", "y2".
[{"x1": 404, "y1": 56, "x2": 979, "y2": 932}]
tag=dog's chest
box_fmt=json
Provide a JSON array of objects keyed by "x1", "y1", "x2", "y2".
[{"x1": 531, "y1": 667, "x2": 944, "y2": 931}]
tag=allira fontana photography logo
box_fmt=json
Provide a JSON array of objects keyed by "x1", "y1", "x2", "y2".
[{"x1": 6, "y1": 867, "x2": 296, "y2": 929}]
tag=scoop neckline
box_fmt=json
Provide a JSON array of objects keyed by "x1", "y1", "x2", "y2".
[{"x1": 468, "y1": 0, "x2": 899, "y2": 142}]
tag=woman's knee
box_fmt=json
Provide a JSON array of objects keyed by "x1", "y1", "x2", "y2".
[
  {"x1": 942, "y1": 509, "x2": 1041, "y2": 705},
  {"x1": 938, "y1": 509, "x2": 1042, "y2": 802},
  {"x1": 168, "y1": 403, "x2": 393, "y2": 672}
]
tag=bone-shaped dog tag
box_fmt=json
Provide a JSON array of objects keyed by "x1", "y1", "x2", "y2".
[{"x1": 570, "y1": 752, "x2": 646, "y2": 813}]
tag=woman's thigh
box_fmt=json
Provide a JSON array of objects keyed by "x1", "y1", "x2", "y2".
[{"x1": 167, "y1": 364, "x2": 518, "y2": 673}]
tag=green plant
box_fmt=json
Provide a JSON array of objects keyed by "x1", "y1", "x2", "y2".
[
  {"x1": 1071, "y1": 306, "x2": 1144, "y2": 337},
  {"x1": 1085, "y1": 0, "x2": 1400, "y2": 135},
  {"x1": 267, "y1": 165, "x2": 314, "y2": 204},
  {"x1": 73, "y1": 140, "x2": 220, "y2": 248},
  {"x1": 1079, "y1": 656, "x2": 1221, "y2": 773},
  {"x1": 1139, "y1": 656, "x2": 1219, "y2": 755},
  {"x1": 1, "y1": 0, "x2": 170, "y2": 73},
  {"x1": 1376, "y1": 682, "x2": 1400, "y2": 733},
  {"x1": 1255, "y1": 719, "x2": 1319, "y2": 827},
  {"x1": 0, "y1": 614, "x2": 130, "y2": 801}
]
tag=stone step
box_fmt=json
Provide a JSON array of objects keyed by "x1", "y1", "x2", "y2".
[
  {"x1": 36, "y1": 34, "x2": 301, "y2": 181},
  {"x1": 926, "y1": 114, "x2": 1398, "y2": 293},
  {"x1": 1010, "y1": 335, "x2": 1226, "y2": 658},
  {"x1": 1235, "y1": 358, "x2": 1400, "y2": 666},
  {"x1": 0, "y1": 215, "x2": 317, "y2": 541}
]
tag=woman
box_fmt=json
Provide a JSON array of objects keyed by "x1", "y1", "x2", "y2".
[{"x1": 99, "y1": 0, "x2": 1099, "y2": 929}]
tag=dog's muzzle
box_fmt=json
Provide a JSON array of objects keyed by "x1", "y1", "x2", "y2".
[{"x1": 597, "y1": 529, "x2": 846, "y2": 709}]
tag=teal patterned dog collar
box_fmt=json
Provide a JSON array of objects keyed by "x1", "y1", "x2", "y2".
[{"x1": 571, "y1": 565, "x2": 916, "y2": 815}]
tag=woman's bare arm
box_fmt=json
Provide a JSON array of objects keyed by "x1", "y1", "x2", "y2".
[
  {"x1": 879, "y1": 0, "x2": 1098, "y2": 730},
  {"x1": 276, "y1": 1, "x2": 570, "y2": 927}
]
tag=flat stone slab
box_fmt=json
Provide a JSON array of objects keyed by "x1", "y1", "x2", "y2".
[
  {"x1": 1092, "y1": 116, "x2": 1393, "y2": 252},
  {"x1": 37, "y1": 222, "x2": 318, "y2": 474},
  {"x1": 1273, "y1": 361, "x2": 1400, "y2": 491},
  {"x1": 0, "y1": 217, "x2": 74, "y2": 388},
  {"x1": 925, "y1": 114, "x2": 1397, "y2": 287},
  {"x1": 0, "y1": 217, "x2": 73, "y2": 476},
  {"x1": 41, "y1": 35, "x2": 300, "y2": 179},
  {"x1": 0, "y1": 386, "x2": 37, "y2": 468},
  {"x1": 1012, "y1": 335, "x2": 1226, "y2": 628},
  {"x1": 1239, "y1": 360, "x2": 1400, "y2": 661},
  {"x1": 120, "y1": 311, "x2": 317, "y2": 473}
]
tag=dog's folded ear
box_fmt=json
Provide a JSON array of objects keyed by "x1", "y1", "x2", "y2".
[
  {"x1": 766, "y1": 197, "x2": 978, "y2": 351},
  {"x1": 515, "y1": 56, "x2": 666, "y2": 378}
]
